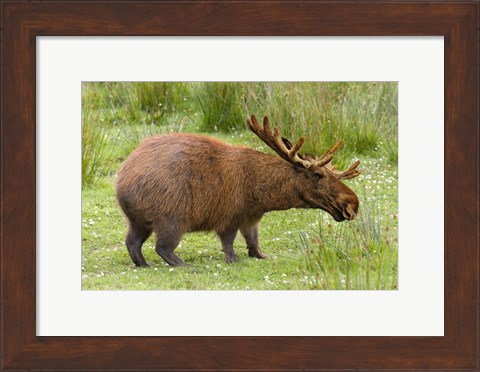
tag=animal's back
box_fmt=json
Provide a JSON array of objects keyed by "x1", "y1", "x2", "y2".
[{"x1": 116, "y1": 133, "x2": 246, "y2": 232}]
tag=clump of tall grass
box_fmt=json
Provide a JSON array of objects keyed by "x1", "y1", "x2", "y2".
[
  {"x1": 82, "y1": 82, "x2": 192, "y2": 126},
  {"x1": 82, "y1": 104, "x2": 112, "y2": 188},
  {"x1": 383, "y1": 139, "x2": 399, "y2": 165},
  {"x1": 194, "y1": 82, "x2": 250, "y2": 132},
  {"x1": 291, "y1": 198, "x2": 397, "y2": 290},
  {"x1": 195, "y1": 82, "x2": 397, "y2": 166},
  {"x1": 134, "y1": 82, "x2": 191, "y2": 115}
]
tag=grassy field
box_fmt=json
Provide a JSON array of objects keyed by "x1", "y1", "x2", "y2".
[{"x1": 82, "y1": 82, "x2": 398, "y2": 290}]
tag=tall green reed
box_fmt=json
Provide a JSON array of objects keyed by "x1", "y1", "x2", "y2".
[
  {"x1": 194, "y1": 82, "x2": 398, "y2": 166},
  {"x1": 292, "y1": 199, "x2": 397, "y2": 290},
  {"x1": 82, "y1": 103, "x2": 112, "y2": 188}
]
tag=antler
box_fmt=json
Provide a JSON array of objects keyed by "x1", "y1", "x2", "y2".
[
  {"x1": 312, "y1": 140, "x2": 343, "y2": 167},
  {"x1": 247, "y1": 114, "x2": 361, "y2": 179},
  {"x1": 313, "y1": 141, "x2": 361, "y2": 179},
  {"x1": 326, "y1": 160, "x2": 361, "y2": 180},
  {"x1": 247, "y1": 114, "x2": 312, "y2": 168}
]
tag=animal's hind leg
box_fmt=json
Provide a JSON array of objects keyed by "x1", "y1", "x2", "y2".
[
  {"x1": 154, "y1": 223, "x2": 185, "y2": 267},
  {"x1": 125, "y1": 223, "x2": 152, "y2": 267},
  {"x1": 240, "y1": 222, "x2": 267, "y2": 259}
]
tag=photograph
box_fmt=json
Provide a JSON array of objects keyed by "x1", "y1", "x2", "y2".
[{"x1": 81, "y1": 82, "x2": 398, "y2": 290}]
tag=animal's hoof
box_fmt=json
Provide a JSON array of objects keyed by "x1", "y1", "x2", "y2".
[
  {"x1": 225, "y1": 256, "x2": 238, "y2": 264},
  {"x1": 248, "y1": 250, "x2": 267, "y2": 259},
  {"x1": 136, "y1": 262, "x2": 150, "y2": 268}
]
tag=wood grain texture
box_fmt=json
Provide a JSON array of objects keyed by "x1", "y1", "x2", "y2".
[{"x1": 1, "y1": 1, "x2": 478, "y2": 370}]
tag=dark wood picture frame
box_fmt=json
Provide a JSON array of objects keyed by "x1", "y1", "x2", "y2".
[{"x1": 1, "y1": 1, "x2": 478, "y2": 370}]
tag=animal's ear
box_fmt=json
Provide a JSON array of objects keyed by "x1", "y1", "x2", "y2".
[
  {"x1": 304, "y1": 153, "x2": 316, "y2": 162},
  {"x1": 313, "y1": 171, "x2": 324, "y2": 180}
]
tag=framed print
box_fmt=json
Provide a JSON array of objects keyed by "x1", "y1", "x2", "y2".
[{"x1": 1, "y1": 1, "x2": 478, "y2": 370}]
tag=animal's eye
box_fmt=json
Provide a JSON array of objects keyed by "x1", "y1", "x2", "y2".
[{"x1": 314, "y1": 172, "x2": 324, "y2": 180}]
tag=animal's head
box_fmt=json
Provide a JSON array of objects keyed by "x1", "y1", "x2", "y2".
[{"x1": 247, "y1": 115, "x2": 361, "y2": 222}]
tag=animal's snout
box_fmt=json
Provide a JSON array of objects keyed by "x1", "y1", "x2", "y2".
[
  {"x1": 341, "y1": 194, "x2": 359, "y2": 221},
  {"x1": 342, "y1": 204, "x2": 357, "y2": 220}
]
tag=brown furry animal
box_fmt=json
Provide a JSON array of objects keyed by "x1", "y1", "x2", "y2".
[{"x1": 116, "y1": 115, "x2": 361, "y2": 267}]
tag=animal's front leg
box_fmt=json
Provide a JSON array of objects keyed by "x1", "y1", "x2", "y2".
[
  {"x1": 240, "y1": 222, "x2": 267, "y2": 259},
  {"x1": 217, "y1": 227, "x2": 238, "y2": 264}
]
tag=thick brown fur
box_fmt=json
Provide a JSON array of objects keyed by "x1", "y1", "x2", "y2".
[{"x1": 116, "y1": 133, "x2": 359, "y2": 267}]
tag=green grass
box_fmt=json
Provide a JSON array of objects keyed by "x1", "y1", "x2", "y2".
[
  {"x1": 81, "y1": 82, "x2": 398, "y2": 290},
  {"x1": 194, "y1": 82, "x2": 248, "y2": 132},
  {"x1": 82, "y1": 102, "x2": 113, "y2": 187},
  {"x1": 193, "y1": 82, "x2": 397, "y2": 167}
]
